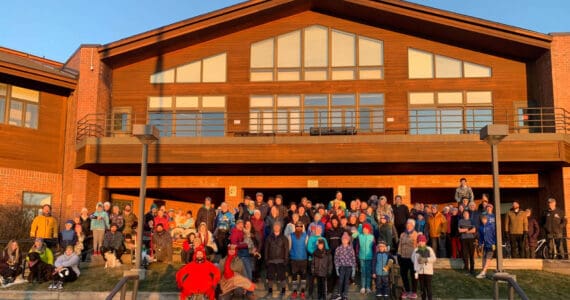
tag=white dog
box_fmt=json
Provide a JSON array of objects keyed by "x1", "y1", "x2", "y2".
[{"x1": 104, "y1": 251, "x2": 121, "y2": 269}]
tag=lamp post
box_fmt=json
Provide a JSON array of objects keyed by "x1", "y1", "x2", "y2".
[
  {"x1": 132, "y1": 124, "x2": 159, "y2": 279},
  {"x1": 480, "y1": 124, "x2": 508, "y2": 272}
]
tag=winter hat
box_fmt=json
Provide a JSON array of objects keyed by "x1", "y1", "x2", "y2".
[
  {"x1": 150, "y1": 203, "x2": 158, "y2": 210},
  {"x1": 417, "y1": 234, "x2": 427, "y2": 243},
  {"x1": 65, "y1": 220, "x2": 74, "y2": 225},
  {"x1": 96, "y1": 202, "x2": 103, "y2": 209},
  {"x1": 378, "y1": 240, "x2": 387, "y2": 246},
  {"x1": 363, "y1": 223, "x2": 373, "y2": 233}
]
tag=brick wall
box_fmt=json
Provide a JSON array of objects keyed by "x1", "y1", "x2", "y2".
[{"x1": 551, "y1": 34, "x2": 570, "y2": 111}]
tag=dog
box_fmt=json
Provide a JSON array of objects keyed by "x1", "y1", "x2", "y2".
[
  {"x1": 104, "y1": 251, "x2": 121, "y2": 269},
  {"x1": 27, "y1": 252, "x2": 54, "y2": 283}
]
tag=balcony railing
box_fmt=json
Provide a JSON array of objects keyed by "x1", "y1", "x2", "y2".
[{"x1": 76, "y1": 107, "x2": 570, "y2": 142}]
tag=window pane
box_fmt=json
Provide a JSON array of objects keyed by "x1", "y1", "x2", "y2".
[
  {"x1": 12, "y1": 86, "x2": 39, "y2": 103},
  {"x1": 277, "y1": 95, "x2": 300, "y2": 107},
  {"x1": 202, "y1": 96, "x2": 226, "y2": 108},
  {"x1": 304, "y1": 69, "x2": 327, "y2": 81},
  {"x1": 0, "y1": 97, "x2": 5, "y2": 123},
  {"x1": 277, "y1": 31, "x2": 301, "y2": 68},
  {"x1": 331, "y1": 69, "x2": 355, "y2": 80},
  {"x1": 149, "y1": 112, "x2": 172, "y2": 137},
  {"x1": 435, "y1": 55, "x2": 462, "y2": 78},
  {"x1": 304, "y1": 26, "x2": 328, "y2": 67},
  {"x1": 409, "y1": 92, "x2": 435, "y2": 105},
  {"x1": 262, "y1": 111, "x2": 273, "y2": 133},
  {"x1": 332, "y1": 30, "x2": 355, "y2": 67},
  {"x1": 25, "y1": 103, "x2": 39, "y2": 129},
  {"x1": 372, "y1": 109, "x2": 385, "y2": 132},
  {"x1": 440, "y1": 109, "x2": 463, "y2": 134},
  {"x1": 359, "y1": 68, "x2": 383, "y2": 80},
  {"x1": 176, "y1": 61, "x2": 201, "y2": 83},
  {"x1": 408, "y1": 49, "x2": 433, "y2": 79},
  {"x1": 0, "y1": 83, "x2": 6, "y2": 96},
  {"x1": 360, "y1": 93, "x2": 384, "y2": 106},
  {"x1": 150, "y1": 69, "x2": 175, "y2": 83},
  {"x1": 437, "y1": 92, "x2": 463, "y2": 104},
  {"x1": 304, "y1": 95, "x2": 328, "y2": 106},
  {"x1": 358, "y1": 36, "x2": 383, "y2": 66},
  {"x1": 249, "y1": 110, "x2": 261, "y2": 133},
  {"x1": 360, "y1": 108, "x2": 371, "y2": 131},
  {"x1": 23, "y1": 192, "x2": 51, "y2": 219},
  {"x1": 202, "y1": 53, "x2": 226, "y2": 82},
  {"x1": 466, "y1": 108, "x2": 493, "y2": 131},
  {"x1": 113, "y1": 112, "x2": 129, "y2": 132},
  {"x1": 464, "y1": 62, "x2": 492, "y2": 78},
  {"x1": 466, "y1": 91, "x2": 492, "y2": 104},
  {"x1": 332, "y1": 94, "x2": 355, "y2": 106},
  {"x1": 304, "y1": 109, "x2": 315, "y2": 132},
  {"x1": 9, "y1": 100, "x2": 23, "y2": 126},
  {"x1": 149, "y1": 96, "x2": 173, "y2": 109},
  {"x1": 176, "y1": 112, "x2": 198, "y2": 136},
  {"x1": 202, "y1": 112, "x2": 225, "y2": 136},
  {"x1": 277, "y1": 70, "x2": 300, "y2": 81},
  {"x1": 251, "y1": 70, "x2": 273, "y2": 82},
  {"x1": 409, "y1": 110, "x2": 437, "y2": 134},
  {"x1": 251, "y1": 38, "x2": 274, "y2": 68},
  {"x1": 277, "y1": 110, "x2": 288, "y2": 133},
  {"x1": 250, "y1": 95, "x2": 274, "y2": 107},
  {"x1": 290, "y1": 110, "x2": 301, "y2": 133},
  {"x1": 176, "y1": 96, "x2": 199, "y2": 108}
]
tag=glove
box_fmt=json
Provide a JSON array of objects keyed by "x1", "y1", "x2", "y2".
[{"x1": 336, "y1": 267, "x2": 339, "y2": 276}]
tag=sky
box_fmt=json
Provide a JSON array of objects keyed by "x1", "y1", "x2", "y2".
[{"x1": 1, "y1": 0, "x2": 568, "y2": 62}]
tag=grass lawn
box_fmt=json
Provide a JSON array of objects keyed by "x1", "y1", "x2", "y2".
[{"x1": 3, "y1": 263, "x2": 570, "y2": 299}]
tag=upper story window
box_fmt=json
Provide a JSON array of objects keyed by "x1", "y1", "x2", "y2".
[
  {"x1": 250, "y1": 25, "x2": 384, "y2": 82},
  {"x1": 408, "y1": 48, "x2": 492, "y2": 79},
  {"x1": 147, "y1": 95, "x2": 226, "y2": 137},
  {"x1": 408, "y1": 90, "x2": 493, "y2": 134},
  {"x1": 0, "y1": 83, "x2": 39, "y2": 129},
  {"x1": 150, "y1": 53, "x2": 227, "y2": 84}
]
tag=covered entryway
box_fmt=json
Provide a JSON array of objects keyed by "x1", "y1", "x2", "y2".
[{"x1": 243, "y1": 188, "x2": 393, "y2": 206}]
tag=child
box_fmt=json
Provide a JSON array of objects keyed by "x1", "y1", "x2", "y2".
[
  {"x1": 476, "y1": 214, "x2": 496, "y2": 279},
  {"x1": 181, "y1": 232, "x2": 196, "y2": 264},
  {"x1": 352, "y1": 223, "x2": 375, "y2": 294},
  {"x1": 311, "y1": 239, "x2": 332, "y2": 300},
  {"x1": 411, "y1": 234, "x2": 436, "y2": 300},
  {"x1": 372, "y1": 240, "x2": 394, "y2": 299},
  {"x1": 73, "y1": 224, "x2": 85, "y2": 258},
  {"x1": 333, "y1": 232, "x2": 356, "y2": 300},
  {"x1": 59, "y1": 220, "x2": 77, "y2": 250}
]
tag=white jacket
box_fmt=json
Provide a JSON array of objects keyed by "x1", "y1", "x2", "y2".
[{"x1": 411, "y1": 246, "x2": 436, "y2": 275}]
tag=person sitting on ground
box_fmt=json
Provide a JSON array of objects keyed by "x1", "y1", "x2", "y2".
[
  {"x1": 59, "y1": 220, "x2": 77, "y2": 250},
  {"x1": 152, "y1": 223, "x2": 173, "y2": 263},
  {"x1": 176, "y1": 246, "x2": 221, "y2": 300},
  {"x1": 0, "y1": 240, "x2": 24, "y2": 285},
  {"x1": 101, "y1": 223, "x2": 125, "y2": 264},
  {"x1": 49, "y1": 245, "x2": 80, "y2": 290},
  {"x1": 171, "y1": 210, "x2": 195, "y2": 239},
  {"x1": 218, "y1": 244, "x2": 256, "y2": 300},
  {"x1": 28, "y1": 238, "x2": 54, "y2": 265}
]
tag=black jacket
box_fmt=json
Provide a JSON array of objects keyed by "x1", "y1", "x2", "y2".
[
  {"x1": 311, "y1": 248, "x2": 332, "y2": 277},
  {"x1": 541, "y1": 207, "x2": 566, "y2": 236},
  {"x1": 264, "y1": 232, "x2": 289, "y2": 264},
  {"x1": 392, "y1": 204, "x2": 410, "y2": 233},
  {"x1": 325, "y1": 226, "x2": 345, "y2": 256},
  {"x1": 196, "y1": 206, "x2": 216, "y2": 232}
]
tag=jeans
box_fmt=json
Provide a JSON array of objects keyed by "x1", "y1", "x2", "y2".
[
  {"x1": 359, "y1": 259, "x2": 372, "y2": 289},
  {"x1": 461, "y1": 238, "x2": 475, "y2": 272},
  {"x1": 375, "y1": 275, "x2": 390, "y2": 296},
  {"x1": 239, "y1": 255, "x2": 252, "y2": 280},
  {"x1": 337, "y1": 266, "x2": 352, "y2": 298}
]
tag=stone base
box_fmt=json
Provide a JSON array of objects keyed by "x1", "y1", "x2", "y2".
[{"x1": 125, "y1": 268, "x2": 146, "y2": 280}]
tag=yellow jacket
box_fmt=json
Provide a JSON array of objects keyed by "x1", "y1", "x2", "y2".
[
  {"x1": 30, "y1": 215, "x2": 58, "y2": 239},
  {"x1": 427, "y1": 212, "x2": 447, "y2": 238}
]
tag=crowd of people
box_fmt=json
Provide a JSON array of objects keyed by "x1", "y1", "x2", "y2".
[{"x1": 0, "y1": 177, "x2": 567, "y2": 300}]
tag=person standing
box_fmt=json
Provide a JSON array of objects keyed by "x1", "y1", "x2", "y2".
[
  {"x1": 427, "y1": 205, "x2": 447, "y2": 258},
  {"x1": 152, "y1": 223, "x2": 173, "y2": 263},
  {"x1": 372, "y1": 240, "x2": 395, "y2": 299},
  {"x1": 352, "y1": 223, "x2": 375, "y2": 295},
  {"x1": 311, "y1": 239, "x2": 333, "y2": 300},
  {"x1": 541, "y1": 198, "x2": 567, "y2": 259},
  {"x1": 393, "y1": 195, "x2": 410, "y2": 236},
  {"x1": 476, "y1": 215, "x2": 496, "y2": 279},
  {"x1": 229, "y1": 220, "x2": 252, "y2": 280},
  {"x1": 504, "y1": 201, "x2": 528, "y2": 258},
  {"x1": 454, "y1": 178, "x2": 474, "y2": 203},
  {"x1": 411, "y1": 234, "x2": 436, "y2": 300},
  {"x1": 458, "y1": 210, "x2": 476, "y2": 275},
  {"x1": 30, "y1": 204, "x2": 59, "y2": 250},
  {"x1": 122, "y1": 204, "x2": 138, "y2": 236},
  {"x1": 196, "y1": 197, "x2": 216, "y2": 232},
  {"x1": 333, "y1": 232, "x2": 356, "y2": 300},
  {"x1": 264, "y1": 222, "x2": 289, "y2": 299},
  {"x1": 289, "y1": 221, "x2": 309, "y2": 299},
  {"x1": 90, "y1": 202, "x2": 109, "y2": 256},
  {"x1": 525, "y1": 209, "x2": 540, "y2": 258},
  {"x1": 398, "y1": 219, "x2": 418, "y2": 299},
  {"x1": 215, "y1": 202, "x2": 236, "y2": 257}
]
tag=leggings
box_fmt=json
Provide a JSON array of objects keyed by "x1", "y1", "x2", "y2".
[
  {"x1": 92, "y1": 229, "x2": 105, "y2": 252},
  {"x1": 418, "y1": 274, "x2": 432, "y2": 300},
  {"x1": 399, "y1": 257, "x2": 417, "y2": 293}
]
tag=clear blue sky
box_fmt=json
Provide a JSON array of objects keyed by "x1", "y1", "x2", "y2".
[{"x1": 1, "y1": 0, "x2": 568, "y2": 62}]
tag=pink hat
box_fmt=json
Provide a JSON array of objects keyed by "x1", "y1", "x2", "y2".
[
  {"x1": 417, "y1": 234, "x2": 427, "y2": 243},
  {"x1": 363, "y1": 223, "x2": 373, "y2": 233}
]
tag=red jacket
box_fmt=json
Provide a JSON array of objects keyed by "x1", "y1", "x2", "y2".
[
  {"x1": 229, "y1": 227, "x2": 248, "y2": 250},
  {"x1": 176, "y1": 260, "x2": 220, "y2": 300}
]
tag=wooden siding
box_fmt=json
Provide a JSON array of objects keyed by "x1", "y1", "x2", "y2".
[
  {"x1": 0, "y1": 92, "x2": 67, "y2": 173},
  {"x1": 111, "y1": 11, "x2": 528, "y2": 135}
]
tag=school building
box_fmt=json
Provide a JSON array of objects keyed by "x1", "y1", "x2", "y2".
[{"x1": 0, "y1": 0, "x2": 569, "y2": 233}]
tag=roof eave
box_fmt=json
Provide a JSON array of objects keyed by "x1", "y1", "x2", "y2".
[{"x1": 0, "y1": 60, "x2": 77, "y2": 90}]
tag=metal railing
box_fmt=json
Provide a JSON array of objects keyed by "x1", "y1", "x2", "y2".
[
  {"x1": 106, "y1": 274, "x2": 140, "y2": 300},
  {"x1": 76, "y1": 106, "x2": 570, "y2": 142},
  {"x1": 493, "y1": 272, "x2": 528, "y2": 300}
]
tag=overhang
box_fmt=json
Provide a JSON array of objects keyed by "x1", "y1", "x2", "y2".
[{"x1": 99, "y1": 0, "x2": 551, "y2": 67}]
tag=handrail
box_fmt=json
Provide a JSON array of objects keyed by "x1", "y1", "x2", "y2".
[
  {"x1": 492, "y1": 272, "x2": 529, "y2": 300},
  {"x1": 106, "y1": 275, "x2": 140, "y2": 300}
]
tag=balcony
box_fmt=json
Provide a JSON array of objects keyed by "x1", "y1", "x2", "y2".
[{"x1": 76, "y1": 107, "x2": 570, "y2": 142}]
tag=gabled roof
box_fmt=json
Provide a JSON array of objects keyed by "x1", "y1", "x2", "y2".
[
  {"x1": 99, "y1": 0, "x2": 552, "y2": 67},
  {"x1": 0, "y1": 47, "x2": 77, "y2": 90}
]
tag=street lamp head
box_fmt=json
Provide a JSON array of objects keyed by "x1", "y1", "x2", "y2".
[
  {"x1": 133, "y1": 124, "x2": 160, "y2": 143},
  {"x1": 480, "y1": 124, "x2": 508, "y2": 145}
]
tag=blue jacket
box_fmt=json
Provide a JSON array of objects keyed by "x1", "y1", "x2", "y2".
[
  {"x1": 372, "y1": 251, "x2": 394, "y2": 276},
  {"x1": 290, "y1": 232, "x2": 308, "y2": 260},
  {"x1": 479, "y1": 222, "x2": 496, "y2": 250},
  {"x1": 352, "y1": 231, "x2": 375, "y2": 260},
  {"x1": 90, "y1": 211, "x2": 109, "y2": 231},
  {"x1": 215, "y1": 211, "x2": 235, "y2": 230}
]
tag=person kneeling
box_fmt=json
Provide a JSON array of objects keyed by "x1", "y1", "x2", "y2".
[
  {"x1": 101, "y1": 223, "x2": 125, "y2": 265},
  {"x1": 219, "y1": 244, "x2": 256, "y2": 300},
  {"x1": 50, "y1": 246, "x2": 80, "y2": 290}
]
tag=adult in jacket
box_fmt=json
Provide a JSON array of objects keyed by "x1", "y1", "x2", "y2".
[
  {"x1": 541, "y1": 198, "x2": 567, "y2": 259},
  {"x1": 196, "y1": 197, "x2": 216, "y2": 232},
  {"x1": 504, "y1": 201, "x2": 528, "y2": 258},
  {"x1": 264, "y1": 222, "x2": 289, "y2": 299},
  {"x1": 30, "y1": 204, "x2": 58, "y2": 249}
]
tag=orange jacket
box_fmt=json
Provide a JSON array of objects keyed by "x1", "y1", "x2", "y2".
[{"x1": 427, "y1": 212, "x2": 447, "y2": 238}]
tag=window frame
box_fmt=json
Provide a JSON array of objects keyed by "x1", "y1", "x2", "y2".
[
  {"x1": 0, "y1": 83, "x2": 40, "y2": 129},
  {"x1": 22, "y1": 191, "x2": 52, "y2": 220}
]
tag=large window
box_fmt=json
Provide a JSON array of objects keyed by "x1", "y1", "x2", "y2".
[
  {"x1": 250, "y1": 26, "x2": 384, "y2": 82},
  {"x1": 408, "y1": 48, "x2": 492, "y2": 79},
  {"x1": 150, "y1": 53, "x2": 227, "y2": 83},
  {"x1": 0, "y1": 83, "x2": 40, "y2": 129},
  {"x1": 408, "y1": 91, "x2": 492, "y2": 134},
  {"x1": 249, "y1": 93, "x2": 384, "y2": 134},
  {"x1": 23, "y1": 192, "x2": 51, "y2": 220},
  {"x1": 148, "y1": 96, "x2": 226, "y2": 136}
]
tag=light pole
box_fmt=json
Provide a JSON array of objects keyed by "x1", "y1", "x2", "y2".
[
  {"x1": 480, "y1": 124, "x2": 508, "y2": 272},
  {"x1": 132, "y1": 124, "x2": 159, "y2": 279}
]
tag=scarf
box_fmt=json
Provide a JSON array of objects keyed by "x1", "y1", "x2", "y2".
[{"x1": 224, "y1": 254, "x2": 235, "y2": 279}]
